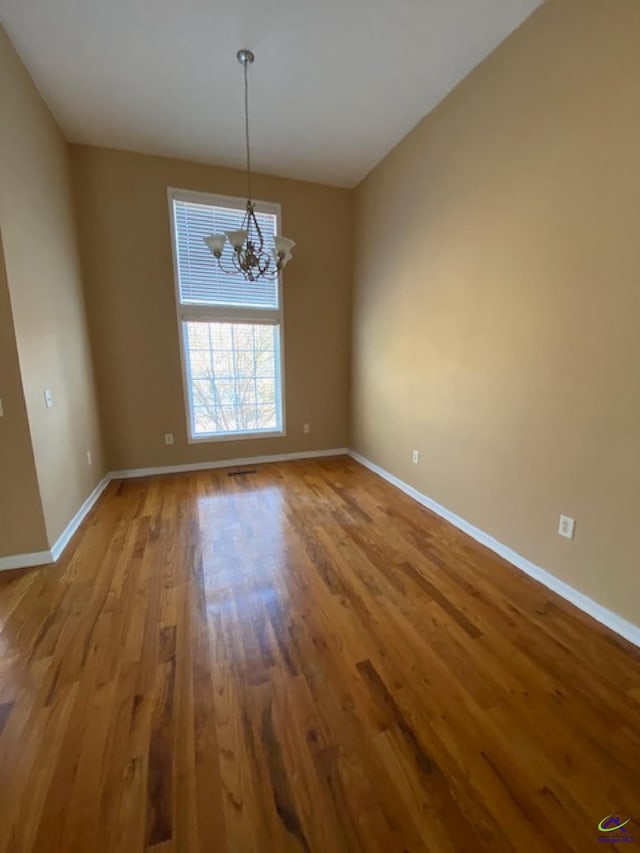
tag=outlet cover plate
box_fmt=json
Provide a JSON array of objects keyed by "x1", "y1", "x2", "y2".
[{"x1": 558, "y1": 515, "x2": 575, "y2": 540}]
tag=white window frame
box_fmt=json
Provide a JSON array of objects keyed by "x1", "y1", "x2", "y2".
[{"x1": 167, "y1": 187, "x2": 287, "y2": 443}]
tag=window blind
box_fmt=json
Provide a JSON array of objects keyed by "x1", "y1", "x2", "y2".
[{"x1": 172, "y1": 198, "x2": 279, "y2": 309}]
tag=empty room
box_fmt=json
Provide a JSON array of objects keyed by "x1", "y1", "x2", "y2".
[{"x1": 0, "y1": 0, "x2": 639, "y2": 850}]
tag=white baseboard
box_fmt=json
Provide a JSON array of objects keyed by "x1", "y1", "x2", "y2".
[
  {"x1": 0, "y1": 475, "x2": 111, "y2": 573},
  {"x1": 50, "y1": 475, "x2": 111, "y2": 562},
  {"x1": 348, "y1": 450, "x2": 640, "y2": 649},
  {"x1": 0, "y1": 449, "x2": 349, "y2": 571},
  {"x1": 0, "y1": 550, "x2": 53, "y2": 572},
  {"x1": 110, "y1": 447, "x2": 349, "y2": 480},
  {"x1": 3, "y1": 446, "x2": 638, "y2": 648}
]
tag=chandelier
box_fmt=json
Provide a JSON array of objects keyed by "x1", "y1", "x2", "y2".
[{"x1": 204, "y1": 49, "x2": 295, "y2": 282}]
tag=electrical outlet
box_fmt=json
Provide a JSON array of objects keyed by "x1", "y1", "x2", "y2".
[
  {"x1": 412, "y1": 450, "x2": 420, "y2": 464},
  {"x1": 86, "y1": 451, "x2": 92, "y2": 466},
  {"x1": 164, "y1": 433, "x2": 174, "y2": 446},
  {"x1": 303, "y1": 423, "x2": 311, "y2": 434},
  {"x1": 558, "y1": 515, "x2": 575, "y2": 540},
  {"x1": 44, "y1": 388, "x2": 53, "y2": 408}
]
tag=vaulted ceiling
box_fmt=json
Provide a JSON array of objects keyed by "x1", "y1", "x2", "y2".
[{"x1": 1, "y1": 0, "x2": 543, "y2": 186}]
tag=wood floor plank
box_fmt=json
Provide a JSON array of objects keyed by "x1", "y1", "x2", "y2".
[{"x1": 0, "y1": 456, "x2": 638, "y2": 851}]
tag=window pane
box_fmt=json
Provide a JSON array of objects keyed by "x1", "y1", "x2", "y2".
[
  {"x1": 210, "y1": 323, "x2": 233, "y2": 349},
  {"x1": 256, "y1": 379, "x2": 275, "y2": 403},
  {"x1": 212, "y1": 350, "x2": 234, "y2": 377},
  {"x1": 194, "y1": 408, "x2": 216, "y2": 434},
  {"x1": 191, "y1": 379, "x2": 213, "y2": 407},
  {"x1": 214, "y1": 380, "x2": 236, "y2": 405},
  {"x1": 189, "y1": 350, "x2": 212, "y2": 378},
  {"x1": 184, "y1": 321, "x2": 282, "y2": 437},
  {"x1": 187, "y1": 324, "x2": 211, "y2": 348}
]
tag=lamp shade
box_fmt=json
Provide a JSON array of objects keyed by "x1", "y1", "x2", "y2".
[
  {"x1": 225, "y1": 229, "x2": 248, "y2": 250},
  {"x1": 204, "y1": 233, "x2": 226, "y2": 256},
  {"x1": 275, "y1": 236, "x2": 296, "y2": 257}
]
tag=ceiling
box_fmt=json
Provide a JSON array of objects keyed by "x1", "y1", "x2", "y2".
[{"x1": 1, "y1": 0, "x2": 543, "y2": 187}]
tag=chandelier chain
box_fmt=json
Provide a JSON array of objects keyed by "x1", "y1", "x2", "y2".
[{"x1": 243, "y1": 58, "x2": 252, "y2": 202}]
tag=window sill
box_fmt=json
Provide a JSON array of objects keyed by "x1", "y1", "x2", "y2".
[{"x1": 187, "y1": 429, "x2": 286, "y2": 445}]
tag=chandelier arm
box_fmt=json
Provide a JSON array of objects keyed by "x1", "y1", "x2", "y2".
[
  {"x1": 231, "y1": 251, "x2": 244, "y2": 275},
  {"x1": 256, "y1": 252, "x2": 271, "y2": 277},
  {"x1": 216, "y1": 255, "x2": 240, "y2": 275},
  {"x1": 248, "y1": 205, "x2": 265, "y2": 255}
]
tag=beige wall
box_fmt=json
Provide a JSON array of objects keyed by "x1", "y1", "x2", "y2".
[
  {"x1": 0, "y1": 27, "x2": 106, "y2": 548},
  {"x1": 70, "y1": 145, "x2": 353, "y2": 470},
  {"x1": 0, "y1": 232, "x2": 48, "y2": 555},
  {"x1": 352, "y1": 0, "x2": 640, "y2": 625}
]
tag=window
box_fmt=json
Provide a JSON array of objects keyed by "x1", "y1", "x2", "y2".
[{"x1": 168, "y1": 189, "x2": 285, "y2": 441}]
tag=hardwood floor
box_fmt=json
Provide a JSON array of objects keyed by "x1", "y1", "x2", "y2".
[{"x1": 0, "y1": 456, "x2": 638, "y2": 852}]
